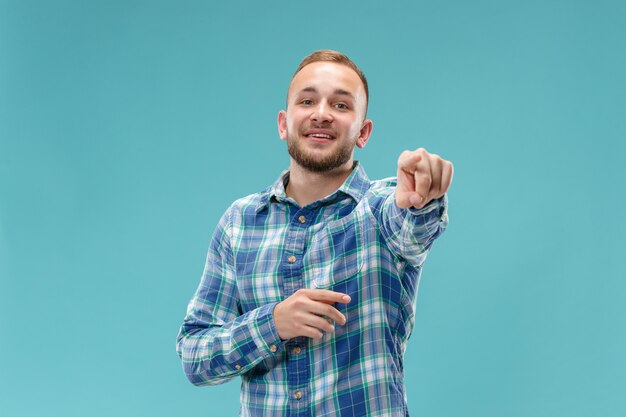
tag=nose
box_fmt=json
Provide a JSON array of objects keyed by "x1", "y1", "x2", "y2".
[{"x1": 310, "y1": 101, "x2": 333, "y2": 124}]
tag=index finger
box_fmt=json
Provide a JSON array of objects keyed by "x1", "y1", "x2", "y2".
[
  {"x1": 302, "y1": 289, "x2": 351, "y2": 304},
  {"x1": 412, "y1": 155, "x2": 432, "y2": 208}
]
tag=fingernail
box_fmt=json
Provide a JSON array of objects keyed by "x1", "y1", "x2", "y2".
[{"x1": 342, "y1": 295, "x2": 351, "y2": 302}]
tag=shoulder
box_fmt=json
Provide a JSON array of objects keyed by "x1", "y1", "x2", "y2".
[
  {"x1": 229, "y1": 188, "x2": 269, "y2": 211},
  {"x1": 368, "y1": 177, "x2": 397, "y2": 193},
  {"x1": 364, "y1": 177, "x2": 397, "y2": 212},
  {"x1": 225, "y1": 170, "x2": 285, "y2": 217},
  {"x1": 222, "y1": 186, "x2": 273, "y2": 225}
]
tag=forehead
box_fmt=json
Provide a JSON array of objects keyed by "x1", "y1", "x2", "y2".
[{"x1": 288, "y1": 62, "x2": 365, "y2": 99}]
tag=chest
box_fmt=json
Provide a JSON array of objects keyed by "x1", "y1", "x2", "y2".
[{"x1": 232, "y1": 199, "x2": 389, "y2": 310}]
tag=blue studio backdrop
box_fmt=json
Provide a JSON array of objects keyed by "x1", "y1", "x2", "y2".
[{"x1": 1, "y1": 1, "x2": 625, "y2": 416}]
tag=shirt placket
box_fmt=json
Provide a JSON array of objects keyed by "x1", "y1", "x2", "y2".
[{"x1": 281, "y1": 207, "x2": 315, "y2": 417}]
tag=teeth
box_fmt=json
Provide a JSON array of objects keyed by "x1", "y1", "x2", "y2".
[{"x1": 309, "y1": 134, "x2": 331, "y2": 139}]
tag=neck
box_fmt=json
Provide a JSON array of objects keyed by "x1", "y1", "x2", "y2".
[{"x1": 286, "y1": 160, "x2": 355, "y2": 207}]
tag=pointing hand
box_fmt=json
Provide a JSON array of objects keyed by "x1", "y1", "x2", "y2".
[{"x1": 395, "y1": 148, "x2": 454, "y2": 209}]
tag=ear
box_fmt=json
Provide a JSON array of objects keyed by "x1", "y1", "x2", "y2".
[
  {"x1": 355, "y1": 119, "x2": 373, "y2": 148},
  {"x1": 277, "y1": 110, "x2": 288, "y2": 140}
]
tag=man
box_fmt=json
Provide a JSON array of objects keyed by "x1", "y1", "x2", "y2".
[{"x1": 177, "y1": 50, "x2": 453, "y2": 416}]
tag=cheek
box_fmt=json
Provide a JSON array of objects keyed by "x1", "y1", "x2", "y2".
[
  {"x1": 347, "y1": 120, "x2": 363, "y2": 137},
  {"x1": 286, "y1": 117, "x2": 296, "y2": 134},
  {"x1": 287, "y1": 113, "x2": 307, "y2": 132}
]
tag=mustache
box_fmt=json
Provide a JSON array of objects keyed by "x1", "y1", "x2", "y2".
[{"x1": 299, "y1": 125, "x2": 337, "y2": 135}]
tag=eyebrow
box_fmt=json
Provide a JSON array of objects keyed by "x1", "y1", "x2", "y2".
[{"x1": 299, "y1": 87, "x2": 355, "y2": 99}]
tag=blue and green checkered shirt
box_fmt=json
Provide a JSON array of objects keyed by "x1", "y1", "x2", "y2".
[{"x1": 177, "y1": 162, "x2": 448, "y2": 416}]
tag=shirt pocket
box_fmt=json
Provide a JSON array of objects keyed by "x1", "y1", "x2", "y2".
[{"x1": 307, "y1": 205, "x2": 366, "y2": 289}]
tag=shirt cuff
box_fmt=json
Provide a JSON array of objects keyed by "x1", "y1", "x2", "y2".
[
  {"x1": 385, "y1": 194, "x2": 448, "y2": 227},
  {"x1": 407, "y1": 194, "x2": 448, "y2": 220},
  {"x1": 250, "y1": 302, "x2": 283, "y2": 356}
]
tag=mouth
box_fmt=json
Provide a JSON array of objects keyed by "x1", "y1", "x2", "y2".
[{"x1": 303, "y1": 130, "x2": 336, "y2": 143}]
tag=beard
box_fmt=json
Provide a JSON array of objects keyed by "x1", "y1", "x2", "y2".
[{"x1": 287, "y1": 133, "x2": 356, "y2": 173}]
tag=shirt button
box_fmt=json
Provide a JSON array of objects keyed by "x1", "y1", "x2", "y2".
[
  {"x1": 292, "y1": 345, "x2": 302, "y2": 355},
  {"x1": 287, "y1": 255, "x2": 296, "y2": 264},
  {"x1": 269, "y1": 344, "x2": 278, "y2": 353},
  {"x1": 298, "y1": 215, "x2": 306, "y2": 223},
  {"x1": 235, "y1": 364, "x2": 241, "y2": 370},
  {"x1": 293, "y1": 390, "x2": 302, "y2": 400}
]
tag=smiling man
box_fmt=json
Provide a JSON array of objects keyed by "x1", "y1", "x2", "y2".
[{"x1": 177, "y1": 50, "x2": 453, "y2": 417}]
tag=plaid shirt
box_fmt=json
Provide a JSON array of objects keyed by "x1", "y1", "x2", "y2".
[{"x1": 177, "y1": 162, "x2": 448, "y2": 417}]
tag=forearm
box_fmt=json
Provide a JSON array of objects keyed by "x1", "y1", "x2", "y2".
[
  {"x1": 176, "y1": 302, "x2": 283, "y2": 386},
  {"x1": 375, "y1": 191, "x2": 449, "y2": 266},
  {"x1": 174, "y1": 206, "x2": 287, "y2": 385}
]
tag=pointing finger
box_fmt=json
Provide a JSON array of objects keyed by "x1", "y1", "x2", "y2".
[
  {"x1": 302, "y1": 289, "x2": 351, "y2": 304},
  {"x1": 429, "y1": 155, "x2": 443, "y2": 201},
  {"x1": 397, "y1": 151, "x2": 421, "y2": 172},
  {"x1": 412, "y1": 155, "x2": 431, "y2": 208}
]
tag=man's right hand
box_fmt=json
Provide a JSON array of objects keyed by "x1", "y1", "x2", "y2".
[{"x1": 273, "y1": 289, "x2": 351, "y2": 340}]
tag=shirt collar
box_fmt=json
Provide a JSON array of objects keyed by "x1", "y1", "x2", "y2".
[{"x1": 256, "y1": 161, "x2": 370, "y2": 212}]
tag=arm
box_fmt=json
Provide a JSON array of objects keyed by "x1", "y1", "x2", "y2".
[
  {"x1": 374, "y1": 148, "x2": 453, "y2": 267},
  {"x1": 176, "y1": 209, "x2": 283, "y2": 386},
  {"x1": 374, "y1": 192, "x2": 448, "y2": 267}
]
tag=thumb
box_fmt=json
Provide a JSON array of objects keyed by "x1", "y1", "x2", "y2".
[{"x1": 395, "y1": 190, "x2": 424, "y2": 209}]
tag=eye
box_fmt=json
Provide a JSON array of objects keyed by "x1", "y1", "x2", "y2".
[
  {"x1": 334, "y1": 103, "x2": 349, "y2": 110},
  {"x1": 300, "y1": 99, "x2": 314, "y2": 105}
]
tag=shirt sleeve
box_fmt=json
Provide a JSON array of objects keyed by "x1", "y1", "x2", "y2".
[
  {"x1": 373, "y1": 192, "x2": 449, "y2": 268},
  {"x1": 176, "y1": 208, "x2": 283, "y2": 386}
]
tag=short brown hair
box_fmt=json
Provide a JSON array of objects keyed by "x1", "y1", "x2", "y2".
[{"x1": 291, "y1": 49, "x2": 369, "y2": 111}]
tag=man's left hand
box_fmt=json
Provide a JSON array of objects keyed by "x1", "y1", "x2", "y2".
[{"x1": 396, "y1": 148, "x2": 454, "y2": 209}]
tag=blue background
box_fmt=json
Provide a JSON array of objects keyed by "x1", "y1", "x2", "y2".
[{"x1": 1, "y1": 1, "x2": 625, "y2": 416}]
